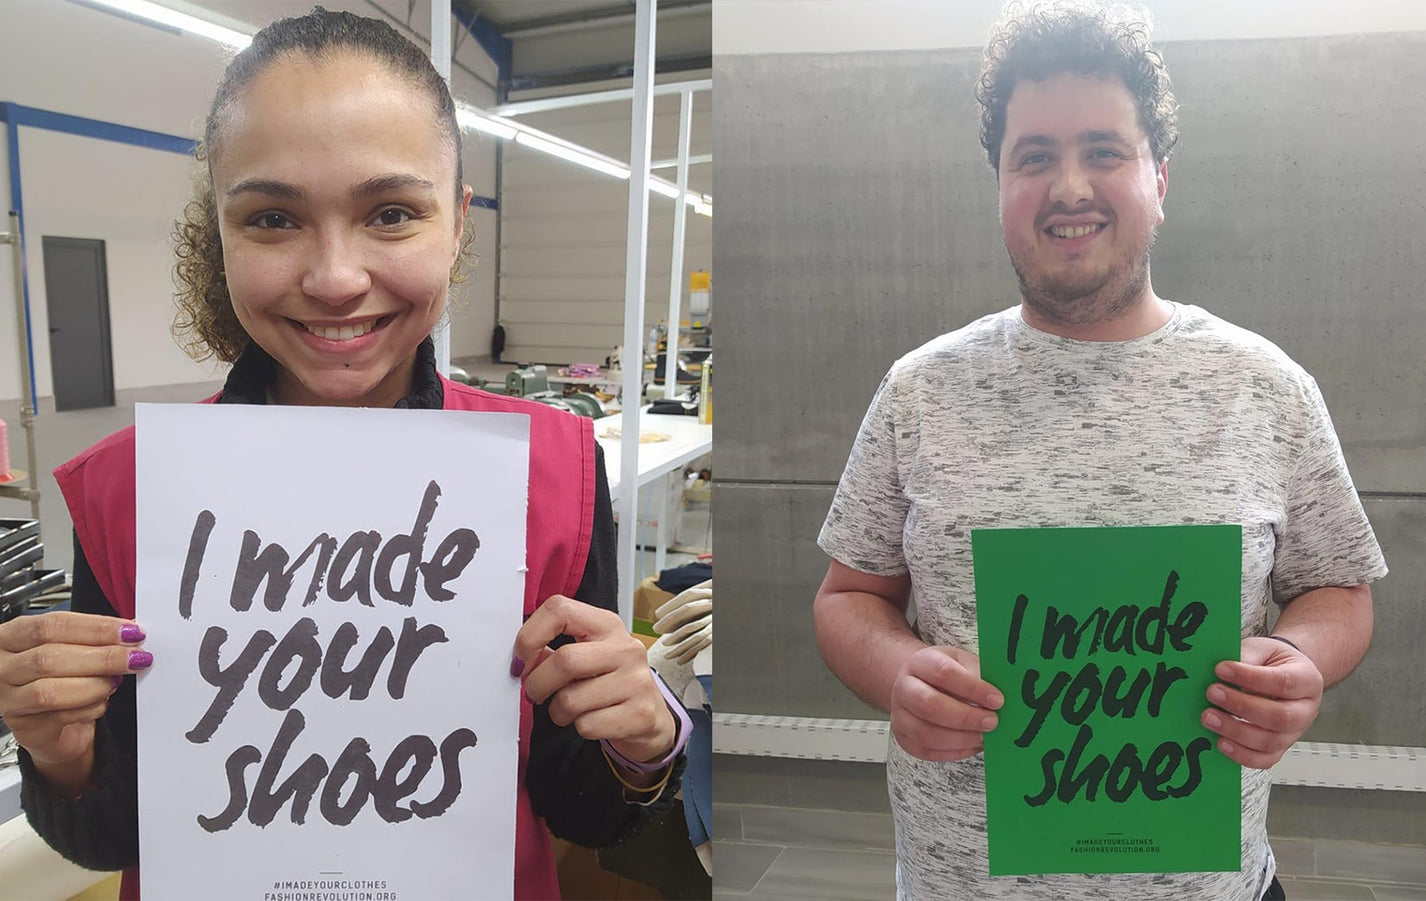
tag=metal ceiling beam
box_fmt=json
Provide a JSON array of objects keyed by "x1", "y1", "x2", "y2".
[
  {"x1": 451, "y1": 2, "x2": 512, "y2": 98},
  {"x1": 500, "y1": 0, "x2": 708, "y2": 38},
  {"x1": 362, "y1": 0, "x2": 498, "y2": 95},
  {"x1": 495, "y1": 77, "x2": 709, "y2": 116},
  {"x1": 431, "y1": 0, "x2": 453, "y2": 377},
  {"x1": 615, "y1": 0, "x2": 657, "y2": 626},
  {"x1": 508, "y1": 55, "x2": 710, "y2": 94}
]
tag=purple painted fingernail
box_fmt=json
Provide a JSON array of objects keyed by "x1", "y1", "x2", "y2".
[
  {"x1": 109, "y1": 675, "x2": 123, "y2": 692},
  {"x1": 128, "y1": 650, "x2": 154, "y2": 670},
  {"x1": 509, "y1": 655, "x2": 525, "y2": 678},
  {"x1": 120, "y1": 624, "x2": 146, "y2": 643}
]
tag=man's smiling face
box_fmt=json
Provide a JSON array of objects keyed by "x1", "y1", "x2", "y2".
[{"x1": 998, "y1": 72, "x2": 1168, "y2": 328}]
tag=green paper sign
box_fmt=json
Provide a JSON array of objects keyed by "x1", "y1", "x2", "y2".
[{"x1": 973, "y1": 525, "x2": 1242, "y2": 876}]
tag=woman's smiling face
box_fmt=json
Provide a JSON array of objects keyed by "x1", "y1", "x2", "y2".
[{"x1": 211, "y1": 51, "x2": 471, "y2": 408}]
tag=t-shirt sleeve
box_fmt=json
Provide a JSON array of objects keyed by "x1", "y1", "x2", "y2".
[
  {"x1": 818, "y1": 365, "x2": 911, "y2": 577},
  {"x1": 1270, "y1": 375, "x2": 1389, "y2": 604}
]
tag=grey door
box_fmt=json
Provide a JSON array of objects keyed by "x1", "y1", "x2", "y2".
[{"x1": 41, "y1": 237, "x2": 114, "y2": 411}]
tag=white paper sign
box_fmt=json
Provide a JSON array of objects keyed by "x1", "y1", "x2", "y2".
[{"x1": 134, "y1": 404, "x2": 528, "y2": 901}]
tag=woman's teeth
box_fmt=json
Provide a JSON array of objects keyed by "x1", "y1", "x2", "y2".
[{"x1": 306, "y1": 320, "x2": 377, "y2": 341}]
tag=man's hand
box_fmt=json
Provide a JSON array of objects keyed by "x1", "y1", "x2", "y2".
[
  {"x1": 890, "y1": 646, "x2": 1004, "y2": 762},
  {"x1": 1201, "y1": 636, "x2": 1324, "y2": 769}
]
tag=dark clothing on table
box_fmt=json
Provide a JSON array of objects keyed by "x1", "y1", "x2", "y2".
[{"x1": 656, "y1": 562, "x2": 713, "y2": 595}]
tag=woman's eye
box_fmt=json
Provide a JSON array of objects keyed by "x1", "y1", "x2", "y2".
[
  {"x1": 375, "y1": 208, "x2": 414, "y2": 227},
  {"x1": 1021, "y1": 153, "x2": 1049, "y2": 167},
  {"x1": 252, "y1": 213, "x2": 293, "y2": 229}
]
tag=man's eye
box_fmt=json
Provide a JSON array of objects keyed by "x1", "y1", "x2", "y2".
[
  {"x1": 1091, "y1": 148, "x2": 1122, "y2": 159},
  {"x1": 252, "y1": 213, "x2": 293, "y2": 229},
  {"x1": 375, "y1": 208, "x2": 414, "y2": 227},
  {"x1": 1021, "y1": 153, "x2": 1050, "y2": 167}
]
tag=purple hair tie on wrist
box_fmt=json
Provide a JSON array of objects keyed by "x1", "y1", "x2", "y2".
[
  {"x1": 1266, "y1": 634, "x2": 1301, "y2": 652},
  {"x1": 600, "y1": 670, "x2": 693, "y2": 774}
]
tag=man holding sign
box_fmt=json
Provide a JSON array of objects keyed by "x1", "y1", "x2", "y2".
[{"x1": 813, "y1": 3, "x2": 1386, "y2": 901}]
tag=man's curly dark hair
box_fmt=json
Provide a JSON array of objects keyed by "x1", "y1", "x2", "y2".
[{"x1": 976, "y1": 1, "x2": 1179, "y2": 173}]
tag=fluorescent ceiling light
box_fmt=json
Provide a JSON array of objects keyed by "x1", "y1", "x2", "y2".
[
  {"x1": 455, "y1": 111, "x2": 712, "y2": 217},
  {"x1": 652, "y1": 155, "x2": 713, "y2": 170},
  {"x1": 456, "y1": 107, "x2": 519, "y2": 141},
  {"x1": 83, "y1": 0, "x2": 253, "y2": 48},
  {"x1": 514, "y1": 132, "x2": 631, "y2": 180}
]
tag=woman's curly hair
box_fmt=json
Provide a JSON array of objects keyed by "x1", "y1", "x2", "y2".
[
  {"x1": 171, "y1": 7, "x2": 477, "y2": 364},
  {"x1": 976, "y1": 1, "x2": 1179, "y2": 173}
]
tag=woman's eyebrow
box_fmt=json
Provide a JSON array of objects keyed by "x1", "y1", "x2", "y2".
[
  {"x1": 223, "y1": 174, "x2": 437, "y2": 201},
  {"x1": 226, "y1": 178, "x2": 306, "y2": 200},
  {"x1": 350, "y1": 173, "x2": 437, "y2": 198}
]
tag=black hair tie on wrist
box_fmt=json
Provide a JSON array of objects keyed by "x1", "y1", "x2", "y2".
[{"x1": 1266, "y1": 634, "x2": 1301, "y2": 651}]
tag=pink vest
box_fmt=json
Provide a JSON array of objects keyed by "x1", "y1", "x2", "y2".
[{"x1": 53, "y1": 376, "x2": 595, "y2": 901}]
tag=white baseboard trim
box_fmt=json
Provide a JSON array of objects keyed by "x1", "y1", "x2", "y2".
[{"x1": 714, "y1": 713, "x2": 1426, "y2": 792}]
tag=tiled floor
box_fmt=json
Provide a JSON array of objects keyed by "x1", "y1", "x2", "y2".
[{"x1": 714, "y1": 804, "x2": 1426, "y2": 901}]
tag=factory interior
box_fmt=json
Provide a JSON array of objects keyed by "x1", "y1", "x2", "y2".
[
  {"x1": 2, "y1": 0, "x2": 710, "y2": 898},
  {"x1": 1, "y1": 1, "x2": 1424, "y2": 900}
]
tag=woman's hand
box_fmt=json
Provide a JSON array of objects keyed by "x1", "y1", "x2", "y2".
[
  {"x1": 513, "y1": 594, "x2": 676, "y2": 766},
  {"x1": 0, "y1": 613, "x2": 151, "y2": 793}
]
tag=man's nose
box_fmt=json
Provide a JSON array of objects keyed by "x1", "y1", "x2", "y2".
[{"x1": 1049, "y1": 159, "x2": 1093, "y2": 209}]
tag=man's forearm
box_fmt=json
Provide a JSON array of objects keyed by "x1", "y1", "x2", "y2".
[
  {"x1": 813, "y1": 591, "x2": 927, "y2": 713},
  {"x1": 1270, "y1": 584, "x2": 1373, "y2": 688}
]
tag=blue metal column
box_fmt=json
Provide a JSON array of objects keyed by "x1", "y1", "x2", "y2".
[{"x1": 1, "y1": 103, "x2": 38, "y2": 412}]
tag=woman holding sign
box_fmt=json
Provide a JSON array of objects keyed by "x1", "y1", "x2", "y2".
[{"x1": 0, "y1": 9, "x2": 686, "y2": 899}]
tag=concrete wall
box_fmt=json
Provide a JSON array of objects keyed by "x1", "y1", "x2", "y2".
[
  {"x1": 0, "y1": 0, "x2": 499, "y2": 402},
  {"x1": 713, "y1": 12, "x2": 1426, "y2": 841},
  {"x1": 714, "y1": 0, "x2": 1426, "y2": 53},
  {"x1": 499, "y1": 84, "x2": 712, "y2": 365}
]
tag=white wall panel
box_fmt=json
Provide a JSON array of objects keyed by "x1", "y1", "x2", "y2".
[{"x1": 498, "y1": 88, "x2": 712, "y2": 364}]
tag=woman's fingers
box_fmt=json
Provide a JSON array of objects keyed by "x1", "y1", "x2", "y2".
[
  {"x1": 523, "y1": 629, "x2": 646, "y2": 705},
  {"x1": 3, "y1": 675, "x2": 118, "y2": 718},
  {"x1": 546, "y1": 671, "x2": 643, "y2": 728},
  {"x1": 513, "y1": 594, "x2": 624, "y2": 666},
  {"x1": 517, "y1": 595, "x2": 645, "y2": 705},
  {"x1": 2, "y1": 643, "x2": 144, "y2": 688},
  {"x1": 0, "y1": 613, "x2": 144, "y2": 654},
  {"x1": 569, "y1": 699, "x2": 666, "y2": 745}
]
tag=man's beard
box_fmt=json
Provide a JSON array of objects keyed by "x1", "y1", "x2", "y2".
[{"x1": 1011, "y1": 231, "x2": 1156, "y2": 328}]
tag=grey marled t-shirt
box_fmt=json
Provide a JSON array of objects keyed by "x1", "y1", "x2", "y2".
[{"x1": 818, "y1": 303, "x2": 1387, "y2": 901}]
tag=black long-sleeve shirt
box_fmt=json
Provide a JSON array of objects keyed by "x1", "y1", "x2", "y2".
[{"x1": 19, "y1": 339, "x2": 680, "y2": 872}]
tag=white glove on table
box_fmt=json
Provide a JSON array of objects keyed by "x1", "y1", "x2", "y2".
[{"x1": 648, "y1": 580, "x2": 712, "y2": 708}]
